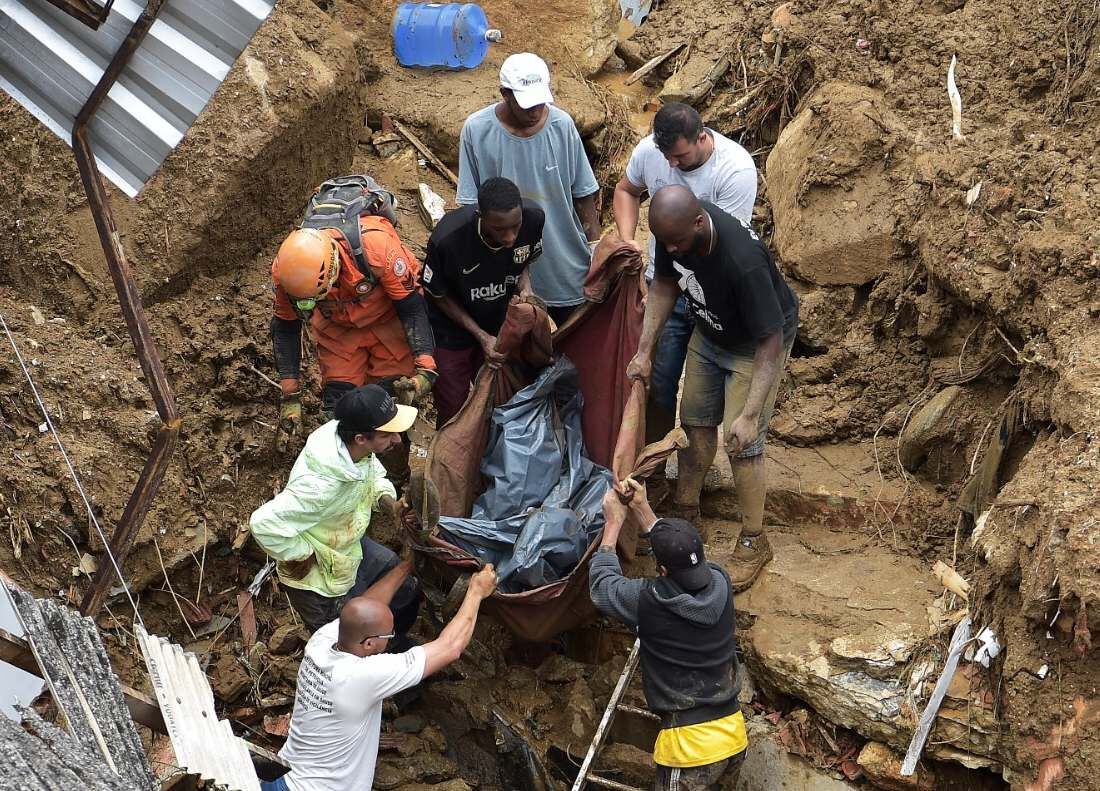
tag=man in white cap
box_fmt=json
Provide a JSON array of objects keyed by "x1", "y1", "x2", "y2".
[{"x1": 456, "y1": 52, "x2": 601, "y2": 326}]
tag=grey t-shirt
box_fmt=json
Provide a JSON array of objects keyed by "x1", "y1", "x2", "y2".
[{"x1": 457, "y1": 104, "x2": 599, "y2": 306}]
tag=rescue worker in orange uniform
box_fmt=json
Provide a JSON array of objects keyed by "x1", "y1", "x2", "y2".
[{"x1": 270, "y1": 207, "x2": 437, "y2": 450}]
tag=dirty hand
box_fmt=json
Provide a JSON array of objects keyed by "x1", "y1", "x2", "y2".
[
  {"x1": 276, "y1": 386, "x2": 302, "y2": 452},
  {"x1": 394, "y1": 369, "x2": 437, "y2": 405},
  {"x1": 478, "y1": 333, "x2": 507, "y2": 370},
  {"x1": 625, "y1": 352, "x2": 652, "y2": 384},
  {"x1": 725, "y1": 413, "x2": 759, "y2": 455},
  {"x1": 521, "y1": 292, "x2": 547, "y2": 313},
  {"x1": 282, "y1": 553, "x2": 316, "y2": 579},
  {"x1": 622, "y1": 477, "x2": 647, "y2": 506},
  {"x1": 468, "y1": 564, "x2": 497, "y2": 599},
  {"x1": 602, "y1": 488, "x2": 629, "y2": 523}
]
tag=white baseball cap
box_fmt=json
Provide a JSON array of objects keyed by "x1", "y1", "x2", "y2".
[{"x1": 499, "y1": 53, "x2": 554, "y2": 109}]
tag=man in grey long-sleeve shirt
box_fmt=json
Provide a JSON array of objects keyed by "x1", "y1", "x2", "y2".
[{"x1": 591, "y1": 483, "x2": 747, "y2": 791}]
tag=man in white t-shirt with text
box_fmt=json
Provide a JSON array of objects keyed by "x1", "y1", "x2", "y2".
[
  {"x1": 613, "y1": 103, "x2": 757, "y2": 458},
  {"x1": 262, "y1": 562, "x2": 498, "y2": 791}
]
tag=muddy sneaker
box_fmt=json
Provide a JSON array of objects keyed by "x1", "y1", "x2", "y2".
[{"x1": 729, "y1": 533, "x2": 773, "y2": 592}]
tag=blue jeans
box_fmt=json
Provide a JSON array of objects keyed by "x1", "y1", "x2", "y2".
[
  {"x1": 260, "y1": 776, "x2": 289, "y2": 791},
  {"x1": 651, "y1": 293, "x2": 694, "y2": 413}
]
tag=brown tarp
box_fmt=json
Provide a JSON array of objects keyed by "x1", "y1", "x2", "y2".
[{"x1": 413, "y1": 235, "x2": 680, "y2": 642}]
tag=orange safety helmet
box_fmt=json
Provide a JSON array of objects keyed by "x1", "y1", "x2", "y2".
[{"x1": 273, "y1": 228, "x2": 341, "y2": 300}]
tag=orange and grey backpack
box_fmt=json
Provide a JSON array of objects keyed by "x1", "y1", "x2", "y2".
[{"x1": 299, "y1": 175, "x2": 399, "y2": 287}]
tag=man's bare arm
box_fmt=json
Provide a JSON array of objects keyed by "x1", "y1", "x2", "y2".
[
  {"x1": 612, "y1": 177, "x2": 645, "y2": 245},
  {"x1": 573, "y1": 192, "x2": 601, "y2": 242}
]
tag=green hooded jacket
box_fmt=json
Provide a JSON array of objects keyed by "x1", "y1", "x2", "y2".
[{"x1": 249, "y1": 420, "x2": 396, "y2": 597}]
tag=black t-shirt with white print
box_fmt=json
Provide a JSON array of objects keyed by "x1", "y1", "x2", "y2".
[
  {"x1": 423, "y1": 204, "x2": 545, "y2": 349},
  {"x1": 653, "y1": 200, "x2": 798, "y2": 356}
]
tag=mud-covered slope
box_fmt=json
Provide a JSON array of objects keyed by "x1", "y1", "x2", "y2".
[{"x1": 622, "y1": 0, "x2": 1099, "y2": 786}]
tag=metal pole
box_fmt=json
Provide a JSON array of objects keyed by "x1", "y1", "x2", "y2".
[
  {"x1": 43, "y1": 0, "x2": 114, "y2": 29},
  {"x1": 73, "y1": 0, "x2": 180, "y2": 618}
]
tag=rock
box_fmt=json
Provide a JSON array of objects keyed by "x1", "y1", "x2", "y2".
[
  {"x1": 792, "y1": 284, "x2": 859, "y2": 353},
  {"x1": 897, "y1": 386, "x2": 962, "y2": 471},
  {"x1": 857, "y1": 742, "x2": 936, "y2": 790},
  {"x1": 766, "y1": 82, "x2": 903, "y2": 286},
  {"x1": 616, "y1": 40, "x2": 648, "y2": 70},
  {"x1": 573, "y1": 0, "x2": 621, "y2": 76},
  {"x1": 566, "y1": 679, "x2": 598, "y2": 740},
  {"x1": 372, "y1": 762, "x2": 404, "y2": 790},
  {"x1": 211, "y1": 654, "x2": 252, "y2": 703},
  {"x1": 420, "y1": 725, "x2": 447, "y2": 752},
  {"x1": 372, "y1": 131, "x2": 406, "y2": 158},
  {"x1": 739, "y1": 717, "x2": 860, "y2": 790},
  {"x1": 394, "y1": 714, "x2": 426, "y2": 734},
  {"x1": 738, "y1": 528, "x2": 940, "y2": 751},
  {"x1": 659, "y1": 52, "x2": 731, "y2": 105},
  {"x1": 268, "y1": 623, "x2": 306, "y2": 655},
  {"x1": 535, "y1": 652, "x2": 587, "y2": 683},
  {"x1": 599, "y1": 742, "x2": 655, "y2": 788}
]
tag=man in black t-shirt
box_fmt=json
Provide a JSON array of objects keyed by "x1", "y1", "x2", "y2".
[
  {"x1": 626, "y1": 186, "x2": 798, "y2": 591},
  {"x1": 423, "y1": 177, "x2": 544, "y2": 426}
]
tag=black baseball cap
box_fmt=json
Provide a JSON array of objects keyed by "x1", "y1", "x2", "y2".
[
  {"x1": 333, "y1": 384, "x2": 417, "y2": 434},
  {"x1": 650, "y1": 518, "x2": 712, "y2": 591}
]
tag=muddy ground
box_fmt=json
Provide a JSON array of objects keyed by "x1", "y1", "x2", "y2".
[{"x1": 1, "y1": 0, "x2": 1098, "y2": 788}]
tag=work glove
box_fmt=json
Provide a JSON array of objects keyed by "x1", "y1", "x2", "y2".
[
  {"x1": 276, "y1": 389, "x2": 302, "y2": 453},
  {"x1": 393, "y1": 368, "x2": 437, "y2": 406}
]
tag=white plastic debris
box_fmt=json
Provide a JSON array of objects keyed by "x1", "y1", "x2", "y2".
[
  {"x1": 947, "y1": 54, "x2": 965, "y2": 140},
  {"x1": 1037, "y1": 664, "x2": 1049, "y2": 679},
  {"x1": 902, "y1": 616, "x2": 972, "y2": 775},
  {"x1": 966, "y1": 181, "x2": 983, "y2": 208},
  {"x1": 970, "y1": 626, "x2": 1001, "y2": 667},
  {"x1": 38, "y1": 422, "x2": 48, "y2": 433},
  {"x1": 417, "y1": 183, "x2": 446, "y2": 229}
]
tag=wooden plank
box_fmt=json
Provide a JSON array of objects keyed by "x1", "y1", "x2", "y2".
[
  {"x1": 391, "y1": 118, "x2": 459, "y2": 187},
  {"x1": 625, "y1": 42, "x2": 685, "y2": 86}
]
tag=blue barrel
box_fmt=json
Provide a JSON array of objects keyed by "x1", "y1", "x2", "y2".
[{"x1": 393, "y1": 3, "x2": 502, "y2": 69}]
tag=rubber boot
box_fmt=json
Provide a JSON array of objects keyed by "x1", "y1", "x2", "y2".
[{"x1": 728, "y1": 454, "x2": 772, "y2": 591}]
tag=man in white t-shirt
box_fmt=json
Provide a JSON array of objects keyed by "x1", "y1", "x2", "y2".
[
  {"x1": 613, "y1": 103, "x2": 757, "y2": 453},
  {"x1": 262, "y1": 562, "x2": 498, "y2": 791}
]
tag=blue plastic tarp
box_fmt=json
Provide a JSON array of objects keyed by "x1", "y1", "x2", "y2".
[{"x1": 438, "y1": 357, "x2": 613, "y2": 592}]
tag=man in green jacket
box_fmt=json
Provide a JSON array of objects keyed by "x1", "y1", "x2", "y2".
[{"x1": 250, "y1": 384, "x2": 421, "y2": 635}]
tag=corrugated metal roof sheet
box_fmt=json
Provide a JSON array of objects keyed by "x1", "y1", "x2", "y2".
[
  {"x1": 138, "y1": 625, "x2": 261, "y2": 791},
  {"x1": 0, "y1": 708, "x2": 139, "y2": 791},
  {"x1": 5, "y1": 585, "x2": 156, "y2": 790},
  {"x1": 0, "y1": 0, "x2": 275, "y2": 197}
]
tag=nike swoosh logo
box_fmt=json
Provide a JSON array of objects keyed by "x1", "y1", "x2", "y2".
[
  {"x1": 544, "y1": 164, "x2": 558, "y2": 171},
  {"x1": 462, "y1": 264, "x2": 480, "y2": 274}
]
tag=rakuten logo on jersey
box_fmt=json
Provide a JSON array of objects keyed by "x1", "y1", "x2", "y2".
[{"x1": 470, "y1": 282, "x2": 508, "y2": 301}]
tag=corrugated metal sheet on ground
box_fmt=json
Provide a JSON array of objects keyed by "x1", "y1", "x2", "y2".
[
  {"x1": 4, "y1": 585, "x2": 156, "y2": 790},
  {"x1": 0, "y1": 0, "x2": 275, "y2": 197},
  {"x1": 138, "y1": 625, "x2": 261, "y2": 791}
]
